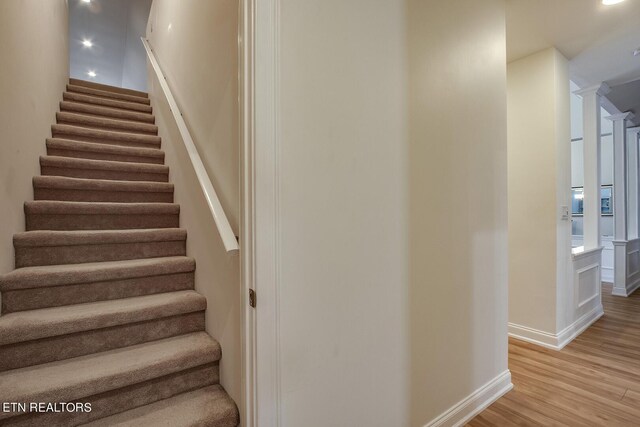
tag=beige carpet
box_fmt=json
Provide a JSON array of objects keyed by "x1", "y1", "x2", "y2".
[{"x1": 0, "y1": 78, "x2": 239, "y2": 426}]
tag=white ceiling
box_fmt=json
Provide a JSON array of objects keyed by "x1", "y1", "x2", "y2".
[
  {"x1": 69, "y1": 0, "x2": 151, "y2": 91},
  {"x1": 507, "y1": 0, "x2": 640, "y2": 123}
]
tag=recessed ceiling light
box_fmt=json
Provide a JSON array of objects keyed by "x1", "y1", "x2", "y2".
[
  {"x1": 634, "y1": 48, "x2": 640, "y2": 57},
  {"x1": 82, "y1": 39, "x2": 93, "y2": 48},
  {"x1": 602, "y1": 0, "x2": 625, "y2": 5},
  {"x1": 81, "y1": 0, "x2": 91, "y2": 3},
  {"x1": 87, "y1": 70, "x2": 96, "y2": 77}
]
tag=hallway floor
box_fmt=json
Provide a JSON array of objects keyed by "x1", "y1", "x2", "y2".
[{"x1": 468, "y1": 283, "x2": 640, "y2": 426}]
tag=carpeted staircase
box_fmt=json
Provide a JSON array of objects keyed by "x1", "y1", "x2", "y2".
[{"x1": 0, "y1": 78, "x2": 239, "y2": 426}]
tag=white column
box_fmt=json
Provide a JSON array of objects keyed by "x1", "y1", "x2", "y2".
[
  {"x1": 629, "y1": 126, "x2": 640, "y2": 240},
  {"x1": 574, "y1": 83, "x2": 610, "y2": 250},
  {"x1": 608, "y1": 113, "x2": 634, "y2": 296},
  {"x1": 609, "y1": 113, "x2": 633, "y2": 240}
]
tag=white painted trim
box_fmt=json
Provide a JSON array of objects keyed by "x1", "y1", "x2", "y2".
[
  {"x1": 241, "y1": 0, "x2": 281, "y2": 425},
  {"x1": 508, "y1": 323, "x2": 562, "y2": 350},
  {"x1": 573, "y1": 82, "x2": 611, "y2": 97},
  {"x1": 601, "y1": 267, "x2": 614, "y2": 283},
  {"x1": 239, "y1": 0, "x2": 256, "y2": 425},
  {"x1": 576, "y1": 263, "x2": 600, "y2": 308},
  {"x1": 612, "y1": 276, "x2": 640, "y2": 297},
  {"x1": 141, "y1": 38, "x2": 239, "y2": 254},
  {"x1": 627, "y1": 249, "x2": 640, "y2": 277},
  {"x1": 605, "y1": 112, "x2": 635, "y2": 122},
  {"x1": 571, "y1": 246, "x2": 604, "y2": 261},
  {"x1": 556, "y1": 304, "x2": 603, "y2": 348},
  {"x1": 509, "y1": 304, "x2": 603, "y2": 350},
  {"x1": 423, "y1": 371, "x2": 513, "y2": 427}
]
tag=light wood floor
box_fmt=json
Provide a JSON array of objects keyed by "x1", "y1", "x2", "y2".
[{"x1": 467, "y1": 283, "x2": 640, "y2": 426}]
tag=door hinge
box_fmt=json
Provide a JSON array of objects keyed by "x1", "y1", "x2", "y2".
[{"x1": 249, "y1": 289, "x2": 256, "y2": 308}]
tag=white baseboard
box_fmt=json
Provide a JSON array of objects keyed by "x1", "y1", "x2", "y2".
[
  {"x1": 509, "y1": 305, "x2": 603, "y2": 350},
  {"x1": 556, "y1": 305, "x2": 603, "y2": 348},
  {"x1": 423, "y1": 370, "x2": 513, "y2": 427},
  {"x1": 508, "y1": 323, "x2": 560, "y2": 350},
  {"x1": 601, "y1": 268, "x2": 614, "y2": 283},
  {"x1": 612, "y1": 277, "x2": 640, "y2": 297}
]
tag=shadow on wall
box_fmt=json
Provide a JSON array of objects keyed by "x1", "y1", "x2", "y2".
[
  {"x1": 408, "y1": 1, "x2": 509, "y2": 425},
  {"x1": 69, "y1": 0, "x2": 151, "y2": 91}
]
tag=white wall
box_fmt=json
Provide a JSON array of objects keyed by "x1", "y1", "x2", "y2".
[
  {"x1": 271, "y1": 0, "x2": 509, "y2": 425},
  {"x1": 121, "y1": 0, "x2": 152, "y2": 90},
  {"x1": 0, "y1": 0, "x2": 69, "y2": 275},
  {"x1": 69, "y1": 0, "x2": 150, "y2": 91},
  {"x1": 507, "y1": 48, "x2": 571, "y2": 337},
  {"x1": 147, "y1": 0, "x2": 239, "y2": 231},
  {"x1": 145, "y1": 0, "x2": 241, "y2": 412}
]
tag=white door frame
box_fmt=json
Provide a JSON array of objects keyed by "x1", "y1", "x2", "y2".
[{"x1": 240, "y1": 0, "x2": 280, "y2": 426}]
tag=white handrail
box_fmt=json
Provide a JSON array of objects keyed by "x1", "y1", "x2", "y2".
[{"x1": 142, "y1": 38, "x2": 239, "y2": 254}]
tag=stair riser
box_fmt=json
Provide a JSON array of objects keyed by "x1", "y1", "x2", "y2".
[
  {"x1": 0, "y1": 312, "x2": 204, "y2": 371},
  {"x1": 1, "y1": 272, "x2": 194, "y2": 313},
  {"x1": 15, "y1": 241, "x2": 186, "y2": 268},
  {"x1": 41, "y1": 165, "x2": 169, "y2": 182},
  {"x1": 47, "y1": 146, "x2": 165, "y2": 165},
  {"x1": 51, "y1": 132, "x2": 161, "y2": 150},
  {"x1": 56, "y1": 117, "x2": 158, "y2": 136},
  {"x1": 2, "y1": 363, "x2": 218, "y2": 426},
  {"x1": 33, "y1": 188, "x2": 174, "y2": 203},
  {"x1": 60, "y1": 102, "x2": 155, "y2": 124},
  {"x1": 68, "y1": 85, "x2": 151, "y2": 105},
  {"x1": 26, "y1": 213, "x2": 179, "y2": 231},
  {"x1": 63, "y1": 92, "x2": 153, "y2": 113}
]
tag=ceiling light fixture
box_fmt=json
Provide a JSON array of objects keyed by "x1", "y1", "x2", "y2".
[
  {"x1": 82, "y1": 39, "x2": 93, "y2": 48},
  {"x1": 602, "y1": 0, "x2": 625, "y2": 5},
  {"x1": 634, "y1": 48, "x2": 640, "y2": 57},
  {"x1": 87, "y1": 70, "x2": 96, "y2": 77},
  {"x1": 81, "y1": 0, "x2": 91, "y2": 3}
]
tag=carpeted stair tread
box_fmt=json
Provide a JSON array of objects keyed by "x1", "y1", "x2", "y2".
[
  {"x1": 25, "y1": 200, "x2": 179, "y2": 215},
  {"x1": 1, "y1": 77, "x2": 240, "y2": 424},
  {"x1": 14, "y1": 228, "x2": 187, "y2": 247},
  {"x1": 63, "y1": 91, "x2": 153, "y2": 113},
  {"x1": 33, "y1": 175, "x2": 174, "y2": 203},
  {"x1": 0, "y1": 291, "x2": 205, "y2": 345},
  {"x1": 82, "y1": 385, "x2": 239, "y2": 427},
  {"x1": 46, "y1": 138, "x2": 165, "y2": 165},
  {"x1": 14, "y1": 228, "x2": 187, "y2": 267},
  {"x1": 25, "y1": 201, "x2": 180, "y2": 231},
  {"x1": 0, "y1": 256, "x2": 195, "y2": 292},
  {"x1": 40, "y1": 155, "x2": 169, "y2": 182},
  {"x1": 60, "y1": 100, "x2": 155, "y2": 124},
  {"x1": 67, "y1": 84, "x2": 151, "y2": 105},
  {"x1": 52, "y1": 124, "x2": 161, "y2": 149},
  {"x1": 69, "y1": 78, "x2": 149, "y2": 98},
  {"x1": 0, "y1": 332, "x2": 220, "y2": 420},
  {"x1": 57, "y1": 112, "x2": 158, "y2": 135}
]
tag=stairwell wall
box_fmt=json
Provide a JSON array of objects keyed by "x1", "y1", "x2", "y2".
[
  {"x1": 144, "y1": 0, "x2": 241, "y2": 415},
  {"x1": 0, "y1": 0, "x2": 69, "y2": 275}
]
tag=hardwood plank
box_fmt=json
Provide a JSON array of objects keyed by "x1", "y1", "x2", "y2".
[{"x1": 467, "y1": 284, "x2": 640, "y2": 426}]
